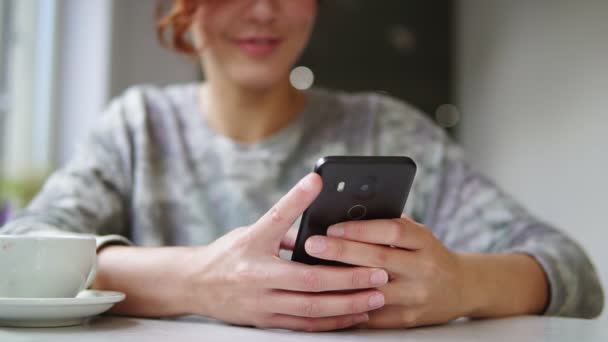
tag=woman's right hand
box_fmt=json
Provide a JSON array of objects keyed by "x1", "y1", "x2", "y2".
[{"x1": 183, "y1": 173, "x2": 389, "y2": 332}]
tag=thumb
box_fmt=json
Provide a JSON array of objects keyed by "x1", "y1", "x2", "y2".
[{"x1": 253, "y1": 173, "x2": 322, "y2": 244}]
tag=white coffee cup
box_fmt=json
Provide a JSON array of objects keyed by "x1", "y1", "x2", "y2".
[{"x1": 0, "y1": 235, "x2": 97, "y2": 298}]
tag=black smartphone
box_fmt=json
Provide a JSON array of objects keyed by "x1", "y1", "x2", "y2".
[{"x1": 291, "y1": 156, "x2": 417, "y2": 266}]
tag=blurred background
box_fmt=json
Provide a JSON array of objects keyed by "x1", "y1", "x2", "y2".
[{"x1": 0, "y1": 0, "x2": 606, "y2": 318}]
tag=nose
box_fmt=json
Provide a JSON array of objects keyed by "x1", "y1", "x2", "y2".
[{"x1": 248, "y1": 0, "x2": 277, "y2": 24}]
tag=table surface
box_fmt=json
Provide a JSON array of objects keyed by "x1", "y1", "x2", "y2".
[{"x1": 2, "y1": 315, "x2": 607, "y2": 342}]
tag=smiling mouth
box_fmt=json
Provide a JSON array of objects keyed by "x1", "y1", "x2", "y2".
[{"x1": 234, "y1": 37, "x2": 282, "y2": 58}]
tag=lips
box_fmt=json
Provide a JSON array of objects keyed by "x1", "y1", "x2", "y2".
[{"x1": 234, "y1": 37, "x2": 282, "y2": 58}]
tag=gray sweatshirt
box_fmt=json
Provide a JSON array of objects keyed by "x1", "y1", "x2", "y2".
[{"x1": 1, "y1": 84, "x2": 603, "y2": 318}]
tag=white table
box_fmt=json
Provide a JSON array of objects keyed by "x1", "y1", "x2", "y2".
[{"x1": 2, "y1": 315, "x2": 607, "y2": 342}]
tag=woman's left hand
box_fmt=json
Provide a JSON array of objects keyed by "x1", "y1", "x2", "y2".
[{"x1": 303, "y1": 215, "x2": 474, "y2": 328}]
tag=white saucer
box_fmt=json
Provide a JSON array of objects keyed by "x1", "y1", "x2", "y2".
[{"x1": 0, "y1": 290, "x2": 125, "y2": 328}]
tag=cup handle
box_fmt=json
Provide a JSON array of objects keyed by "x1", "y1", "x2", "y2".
[{"x1": 83, "y1": 258, "x2": 98, "y2": 289}]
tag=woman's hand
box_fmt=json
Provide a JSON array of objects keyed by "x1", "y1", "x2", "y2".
[
  {"x1": 303, "y1": 216, "x2": 473, "y2": 328},
  {"x1": 304, "y1": 215, "x2": 550, "y2": 328},
  {"x1": 184, "y1": 173, "x2": 390, "y2": 331}
]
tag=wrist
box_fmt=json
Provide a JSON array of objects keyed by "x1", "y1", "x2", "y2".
[
  {"x1": 91, "y1": 245, "x2": 125, "y2": 290},
  {"x1": 455, "y1": 253, "x2": 490, "y2": 318},
  {"x1": 180, "y1": 245, "x2": 215, "y2": 317}
]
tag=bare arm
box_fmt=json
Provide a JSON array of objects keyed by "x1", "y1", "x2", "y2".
[
  {"x1": 92, "y1": 245, "x2": 196, "y2": 317},
  {"x1": 460, "y1": 253, "x2": 549, "y2": 318}
]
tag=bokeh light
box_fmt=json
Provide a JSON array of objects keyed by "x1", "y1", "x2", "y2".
[
  {"x1": 387, "y1": 25, "x2": 416, "y2": 55},
  {"x1": 435, "y1": 104, "x2": 461, "y2": 128},
  {"x1": 290, "y1": 66, "x2": 315, "y2": 90}
]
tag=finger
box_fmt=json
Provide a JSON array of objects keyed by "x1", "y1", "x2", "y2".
[
  {"x1": 267, "y1": 289, "x2": 385, "y2": 318},
  {"x1": 254, "y1": 173, "x2": 322, "y2": 242},
  {"x1": 304, "y1": 236, "x2": 414, "y2": 270},
  {"x1": 259, "y1": 313, "x2": 369, "y2": 332},
  {"x1": 265, "y1": 260, "x2": 389, "y2": 292},
  {"x1": 379, "y1": 282, "x2": 429, "y2": 306},
  {"x1": 358, "y1": 304, "x2": 439, "y2": 329},
  {"x1": 357, "y1": 305, "x2": 415, "y2": 329},
  {"x1": 326, "y1": 216, "x2": 430, "y2": 250},
  {"x1": 280, "y1": 227, "x2": 299, "y2": 251}
]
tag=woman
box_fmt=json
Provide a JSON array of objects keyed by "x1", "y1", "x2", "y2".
[{"x1": 1, "y1": 0, "x2": 603, "y2": 331}]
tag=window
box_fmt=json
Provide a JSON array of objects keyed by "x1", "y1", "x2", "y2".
[
  {"x1": 1, "y1": 0, "x2": 57, "y2": 222},
  {"x1": 0, "y1": 1, "x2": 11, "y2": 159}
]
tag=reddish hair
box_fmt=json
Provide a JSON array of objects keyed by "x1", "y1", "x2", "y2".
[
  {"x1": 157, "y1": 0, "x2": 320, "y2": 56},
  {"x1": 156, "y1": 0, "x2": 200, "y2": 56}
]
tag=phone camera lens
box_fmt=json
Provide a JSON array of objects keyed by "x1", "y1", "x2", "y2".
[{"x1": 352, "y1": 176, "x2": 377, "y2": 200}]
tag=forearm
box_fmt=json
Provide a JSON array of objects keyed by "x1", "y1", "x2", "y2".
[
  {"x1": 459, "y1": 253, "x2": 549, "y2": 318},
  {"x1": 92, "y1": 245, "x2": 198, "y2": 317}
]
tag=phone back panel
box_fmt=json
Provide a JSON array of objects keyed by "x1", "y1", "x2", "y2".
[{"x1": 291, "y1": 156, "x2": 417, "y2": 266}]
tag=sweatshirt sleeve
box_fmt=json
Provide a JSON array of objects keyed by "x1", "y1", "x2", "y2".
[
  {"x1": 427, "y1": 139, "x2": 603, "y2": 318},
  {"x1": 0, "y1": 89, "x2": 140, "y2": 250},
  {"x1": 375, "y1": 95, "x2": 604, "y2": 318}
]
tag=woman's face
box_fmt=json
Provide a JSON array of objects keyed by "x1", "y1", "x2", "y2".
[{"x1": 192, "y1": 0, "x2": 317, "y2": 90}]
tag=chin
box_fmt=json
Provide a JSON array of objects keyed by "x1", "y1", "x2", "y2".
[{"x1": 230, "y1": 67, "x2": 288, "y2": 91}]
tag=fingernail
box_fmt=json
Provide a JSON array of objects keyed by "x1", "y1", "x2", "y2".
[
  {"x1": 368, "y1": 293, "x2": 385, "y2": 309},
  {"x1": 354, "y1": 313, "x2": 369, "y2": 324},
  {"x1": 299, "y1": 174, "x2": 316, "y2": 192},
  {"x1": 370, "y1": 269, "x2": 388, "y2": 286},
  {"x1": 306, "y1": 237, "x2": 326, "y2": 254},
  {"x1": 327, "y1": 225, "x2": 344, "y2": 237}
]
